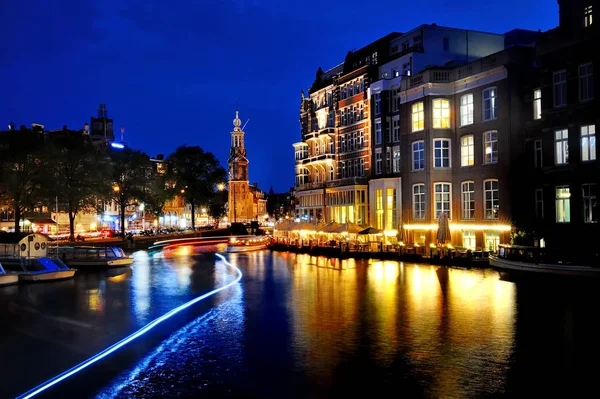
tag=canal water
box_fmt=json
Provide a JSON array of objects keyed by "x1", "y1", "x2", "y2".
[{"x1": 1, "y1": 246, "x2": 599, "y2": 398}]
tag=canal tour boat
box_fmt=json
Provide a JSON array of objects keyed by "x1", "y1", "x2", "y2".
[
  {"x1": 489, "y1": 244, "x2": 600, "y2": 277},
  {"x1": 47, "y1": 246, "x2": 134, "y2": 268},
  {"x1": 0, "y1": 263, "x2": 18, "y2": 286},
  {"x1": 226, "y1": 236, "x2": 270, "y2": 253},
  {"x1": 0, "y1": 233, "x2": 76, "y2": 282}
]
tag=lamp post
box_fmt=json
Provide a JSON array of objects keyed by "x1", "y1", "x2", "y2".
[
  {"x1": 113, "y1": 184, "x2": 120, "y2": 231},
  {"x1": 139, "y1": 202, "x2": 145, "y2": 231}
]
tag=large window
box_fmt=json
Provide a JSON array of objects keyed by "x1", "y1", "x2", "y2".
[
  {"x1": 433, "y1": 139, "x2": 451, "y2": 168},
  {"x1": 534, "y1": 140, "x2": 543, "y2": 168},
  {"x1": 461, "y1": 181, "x2": 475, "y2": 220},
  {"x1": 460, "y1": 94, "x2": 474, "y2": 126},
  {"x1": 462, "y1": 230, "x2": 476, "y2": 251},
  {"x1": 413, "y1": 184, "x2": 425, "y2": 220},
  {"x1": 485, "y1": 231, "x2": 500, "y2": 252},
  {"x1": 483, "y1": 87, "x2": 497, "y2": 120},
  {"x1": 386, "y1": 188, "x2": 397, "y2": 230},
  {"x1": 433, "y1": 99, "x2": 450, "y2": 128},
  {"x1": 535, "y1": 188, "x2": 544, "y2": 219},
  {"x1": 412, "y1": 102, "x2": 424, "y2": 132},
  {"x1": 393, "y1": 145, "x2": 401, "y2": 173},
  {"x1": 484, "y1": 179, "x2": 499, "y2": 220},
  {"x1": 579, "y1": 63, "x2": 594, "y2": 101},
  {"x1": 555, "y1": 129, "x2": 569, "y2": 165},
  {"x1": 392, "y1": 118, "x2": 400, "y2": 142},
  {"x1": 375, "y1": 93, "x2": 382, "y2": 115},
  {"x1": 461, "y1": 135, "x2": 474, "y2": 166},
  {"x1": 555, "y1": 186, "x2": 571, "y2": 223},
  {"x1": 360, "y1": 158, "x2": 365, "y2": 176},
  {"x1": 583, "y1": 184, "x2": 597, "y2": 223},
  {"x1": 375, "y1": 149, "x2": 382, "y2": 175},
  {"x1": 412, "y1": 141, "x2": 425, "y2": 171},
  {"x1": 483, "y1": 131, "x2": 498, "y2": 164},
  {"x1": 585, "y1": 5, "x2": 593, "y2": 27},
  {"x1": 358, "y1": 131, "x2": 364, "y2": 149},
  {"x1": 375, "y1": 120, "x2": 382, "y2": 144},
  {"x1": 553, "y1": 70, "x2": 567, "y2": 107},
  {"x1": 581, "y1": 125, "x2": 596, "y2": 161},
  {"x1": 533, "y1": 89, "x2": 542, "y2": 120},
  {"x1": 434, "y1": 183, "x2": 451, "y2": 219},
  {"x1": 386, "y1": 147, "x2": 391, "y2": 172},
  {"x1": 376, "y1": 189, "x2": 383, "y2": 230}
]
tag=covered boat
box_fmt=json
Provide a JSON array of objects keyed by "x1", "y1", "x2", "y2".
[
  {"x1": 48, "y1": 246, "x2": 134, "y2": 268},
  {"x1": 0, "y1": 263, "x2": 18, "y2": 286},
  {"x1": 226, "y1": 236, "x2": 270, "y2": 253}
]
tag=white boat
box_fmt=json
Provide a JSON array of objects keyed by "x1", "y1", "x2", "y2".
[
  {"x1": 2, "y1": 257, "x2": 76, "y2": 282},
  {"x1": 226, "y1": 236, "x2": 270, "y2": 253},
  {"x1": 0, "y1": 263, "x2": 18, "y2": 286},
  {"x1": 48, "y1": 246, "x2": 134, "y2": 268},
  {"x1": 489, "y1": 244, "x2": 600, "y2": 277}
]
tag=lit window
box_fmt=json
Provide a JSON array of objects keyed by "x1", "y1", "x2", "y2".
[
  {"x1": 581, "y1": 125, "x2": 596, "y2": 161},
  {"x1": 535, "y1": 188, "x2": 544, "y2": 219},
  {"x1": 433, "y1": 139, "x2": 451, "y2": 168},
  {"x1": 461, "y1": 181, "x2": 475, "y2": 220},
  {"x1": 555, "y1": 129, "x2": 569, "y2": 165},
  {"x1": 533, "y1": 89, "x2": 542, "y2": 120},
  {"x1": 483, "y1": 131, "x2": 498, "y2": 164},
  {"x1": 461, "y1": 135, "x2": 474, "y2": 167},
  {"x1": 434, "y1": 183, "x2": 451, "y2": 219},
  {"x1": 358, "y1": 131, "x2": 364, "y2": 149},
  {"x1": 359, "y1": 158, "x2": 365, "y2": 176},
  {"x1": 483, "y1": 87, "x2": 497, "y2": 120},
  {"x1": 460, "y1": 94, "x2": 474, "y2": 126},
  {"x1": 376, "y1": 189, "x2": 383, "y2": 229},
  {"x1": 534, "y1": 140, "x2": 543, "y2": 168},
  {"x1": 484, "y1": 179, "x2": 499, "y2": 220},
  {"x1": 413, "y1": 184, "x2": 425, "y2": 220},
  {"x1": 553, "y1": 71, "x2": 567, "y2": 107},
  {"x1": 433, "y1": 99, "x2": 451, "y2": 128},
  {"x1": 462, "y1": 230, "x2": 476, "y2": 251},
  {"x1": 375, "y1": 149, "x2": 382, "y2": 175},
  {"x1": 386, "y1": 147, "x2": 391, "y2": 172},
  {"x1": 484, "y1": 231, "x2": 500, "y2": 252},
  {"x1": 579, "y1": 63, "x2": 594, "y2": 102},
  {"x1": 375, "y1": 120, "x2": 382, "y2": 144},
  {"x1": 393, "y1": 145, "x2": 401, "y2": 173},
  {"x1": 392, "y1": 69, "x2": 399, "y2": 78},
  {"x1": 412, "y1": 102, "x2": 424, "y2": 132},
  {"x1": 555, "y1": 186, "x2": 571, "y2": 223},
  {"x1": 412, "y1": 141, "x2": 424, "y2": 171},
  {"x1": 386, "y1": 188, "x2": 397, "y2": 230},
  {"x1": 582, "y1": 184, "x2": 597, "y2": 223},
  {"x1": 585, "y1": 5, "x2": 593, "y2": 27}
]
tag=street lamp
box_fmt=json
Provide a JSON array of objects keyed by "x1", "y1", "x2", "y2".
[
  {"x1": 113, "y1": 185, "x2": 120, "y2": 193},
  {"x1": 139, "y1": 202, "x2": 145, "y2": 231}
]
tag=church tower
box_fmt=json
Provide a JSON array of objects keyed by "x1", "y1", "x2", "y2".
[{"x1": 228, "y1": 111, "x2": 250, "y2": 223}]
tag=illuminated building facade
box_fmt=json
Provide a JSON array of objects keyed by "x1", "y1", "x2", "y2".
[
  {"x1": 295, "y1": 33, "x2": 402, "y2": 224},
  {"x1": 228, "y1": 111, "x2": 268, "y2": 223}
]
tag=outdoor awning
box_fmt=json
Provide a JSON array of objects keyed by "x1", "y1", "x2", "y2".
[{"x1": 25, "y1": 218, "x2": 57, "y2": 224}]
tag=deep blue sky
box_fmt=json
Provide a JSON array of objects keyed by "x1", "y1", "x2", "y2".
[{"x1": 1, "y1": 0, "x2": 557, "y2": 192}]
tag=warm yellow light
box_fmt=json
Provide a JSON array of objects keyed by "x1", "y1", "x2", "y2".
[
  {"x1": 217, "y1": 183, "x2": 225, "y2": 191},
  {"x1": 429, "y1": 243, "x2": 436, "y2": 248},
  {"x1": 403, "y1": 223, "x2": 511, "y2": 232},
  {"x1": 383, "y1": 229, "x2": 398, "y2": 236},
  {"x1": 113, "y1": 185, "x2": 120, "y2": 192}
]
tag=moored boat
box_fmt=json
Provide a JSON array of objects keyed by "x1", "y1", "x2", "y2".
[
  {"x1": 0, "y1": 263, "x2": 18, "y2": 286},
  {"x1": 47, "y1": 246, "x2": 134, "y2": 268},
  {"x1": 2, "y1": 257, "x2": 76, "y2": 282},
  {"x1": 226, "y1": 236, "x2": 270, "y2": 253},
  {"x1": 489, "y1": 244, "x2": 600, "y2": 277}
]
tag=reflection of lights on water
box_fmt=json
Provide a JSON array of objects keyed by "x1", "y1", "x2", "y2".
[
  {"x1": 87, "y1": 289, "x2": 102, "y2": 312},
  {"x1": 16, "y1": 253, "x2": 242, "y2": 399},
  {"x1": 108, "y1": 273, "x2": 127, "y2": 283}
]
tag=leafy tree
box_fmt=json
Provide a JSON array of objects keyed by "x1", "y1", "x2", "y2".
[
  {"x1": 140, "y1": 172, "x2": 173, "y2": 228},
  {"x1": 166, "y1": 145, "x2": 226, "y2": 231},
  {"x1": 0, "y1": 129, "x2": 45, "y2": 233},
  {"x1": 43, "y1": 136, "x2": 110, "y2": 240},
  {"x1": 109, "y1": 148, "x2": 152, "y2": 238},
  {"x1": 208, "y1": 188, "x2": 228, "y2": 225}
]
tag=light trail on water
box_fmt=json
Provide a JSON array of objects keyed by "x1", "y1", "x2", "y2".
[{"x1": 16, "y1": 253, "x2": 241, "y2": 399}]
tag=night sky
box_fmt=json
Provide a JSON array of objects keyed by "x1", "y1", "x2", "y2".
[{"x1": 1, "y1": 0, "x2": 557, "y2": 192}]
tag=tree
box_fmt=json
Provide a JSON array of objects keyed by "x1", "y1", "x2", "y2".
[
  {"x1": 109, "y1": 148, "x2": 152, "y2": 238},
  {"x1": 0, "y1": 129, "x2": 45, "y2": 233},
  {"x1": 43, "y1": 136, "x2": 110, "y2": 240},
  {"x1": 140, "y1": 172, "x2": 173, "y2": 229},
  {"x1": 208, "y1": 188, "x2": 228, "y2": 226},
  {"x1": 166, "y1": 145, "x2": 226, "y2": 231}
]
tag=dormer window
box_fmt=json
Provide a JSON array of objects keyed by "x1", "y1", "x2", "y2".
[{"x1": 585, "y1": 5, "x2": 593, "y2": 27}]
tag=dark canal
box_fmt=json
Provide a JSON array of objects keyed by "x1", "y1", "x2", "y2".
[{"x1": 1, "y1": 245, "x2": 599, "y2": 398}]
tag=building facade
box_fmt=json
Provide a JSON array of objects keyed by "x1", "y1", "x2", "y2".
[
  {"x1": 523, "y1": 0, "x2": 598, "y2": 252},
  {"x1": 228, "y1": 111, "x2": 267, "y2": 223}
]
